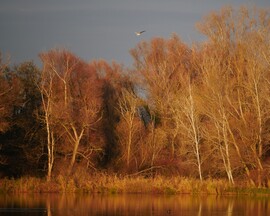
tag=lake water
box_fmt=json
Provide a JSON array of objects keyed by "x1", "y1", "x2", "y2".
[{"x1": 0, "y1": 193, "x2": 270, "y2": 215}]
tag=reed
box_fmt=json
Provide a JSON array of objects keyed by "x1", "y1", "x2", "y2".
[{"x1": 0, "y1": 174, "x2": 270, "y2": 195}]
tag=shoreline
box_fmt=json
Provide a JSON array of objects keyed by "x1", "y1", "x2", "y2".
[{"x1": 1, "y1": 174, "x2": 270, "y2": 195}]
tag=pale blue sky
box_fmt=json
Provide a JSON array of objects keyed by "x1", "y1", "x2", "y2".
[{"x1": 0, "y1": 0, "x2": 269, "y2": 67}]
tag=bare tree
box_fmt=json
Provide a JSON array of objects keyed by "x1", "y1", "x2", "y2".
[
  {"x1": 40, "y1": 50, "x2": 103, "y2": 177},
  {"x1": 130, "y1": 35, "x2": 191, "y2": 158},
  {"x1": 39, "y1": 57, "x2": 56, "y2": 181},
  {"x1": 196, "y1": 6, "x2": 270, "y2": 185},
  {"x1": 117, "y1": 89, "x2": 141, "y2": 168}
]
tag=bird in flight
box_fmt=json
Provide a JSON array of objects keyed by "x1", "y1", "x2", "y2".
[{"x1": 135, "y1": 30, "x2": 146, "y2": 36}]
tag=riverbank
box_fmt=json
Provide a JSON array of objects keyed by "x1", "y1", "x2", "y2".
[{"x1": 1, "y1": 174, "x2": 270, "y2": 195}]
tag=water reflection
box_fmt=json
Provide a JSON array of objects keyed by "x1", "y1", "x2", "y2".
[{"x1": 0, "y1": 193, "x2": 270, "y2": 215}]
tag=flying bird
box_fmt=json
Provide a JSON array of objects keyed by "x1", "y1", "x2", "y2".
[{"x1": 135, "y1": 30, "x2": 146, "y2": 36}]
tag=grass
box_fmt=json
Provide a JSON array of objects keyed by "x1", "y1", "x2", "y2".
[{"x1": 0, "y1": 173, "x2": 270, "y2": 195}]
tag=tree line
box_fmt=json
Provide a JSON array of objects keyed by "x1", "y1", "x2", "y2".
[{"x1": 1, "y1": 6, "x2": 270, "y2": 186}]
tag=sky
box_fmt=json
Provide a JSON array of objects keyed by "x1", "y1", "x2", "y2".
[{"x1": 0, "y1": 0, "x2": 269, "y2": 67}]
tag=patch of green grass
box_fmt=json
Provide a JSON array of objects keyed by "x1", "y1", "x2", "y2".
[{"x1": 164, "y1": 186, "x2": 177, "y2": 195}]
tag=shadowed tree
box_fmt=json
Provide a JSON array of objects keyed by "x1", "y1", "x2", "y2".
[
  {"x1": 0, "y1": 54, "x2": 24, "y2": 174},
  {"x1": 0, "y1": 54, "x2": 21, "y2": 133},
  {"x1": 93, "y1": 60, "x2": 135, "y2": 169}
]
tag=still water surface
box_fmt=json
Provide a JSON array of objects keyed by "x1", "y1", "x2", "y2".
[{"x1": 0, "y1": 193, "x2": 270, "y2": 216}]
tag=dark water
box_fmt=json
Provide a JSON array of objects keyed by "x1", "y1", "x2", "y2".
[{"x1": 0, "y1": 193, "x2": 270, "y2": 216}]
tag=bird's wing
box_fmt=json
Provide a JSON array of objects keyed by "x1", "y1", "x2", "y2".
[{"x1": 135, "y1": 30, "x2": 146, "y2": 35}]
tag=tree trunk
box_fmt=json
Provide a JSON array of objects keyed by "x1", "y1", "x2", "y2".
[
  {"x1": 68, "y1": 128, "x2": 84, "y2": 175},
  {"x1": 127, "y1": 126, "x2": 132, "y2": 167}
]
